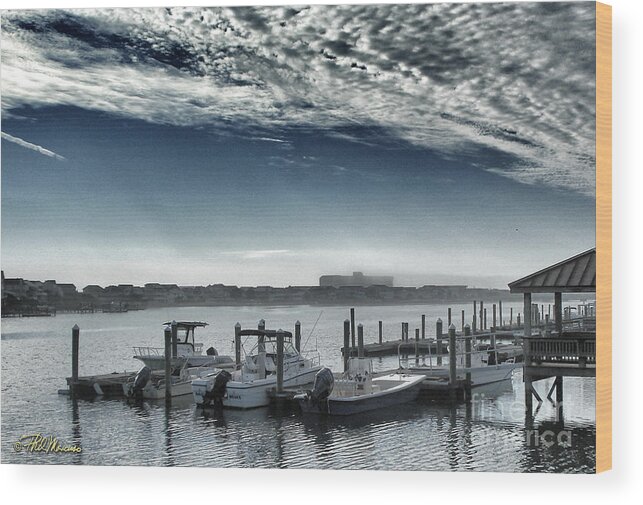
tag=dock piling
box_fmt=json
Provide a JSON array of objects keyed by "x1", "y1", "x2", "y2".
[
  {"x1": 378, "y1": 320, "x2": 383, "y2": 344},
  {"x1": 484, "y1": 308, "x2": 487, "y2": 330},
  {"x1": 472, "y1": 301, "x2": 477, "y2": 333},
  {"x1": 171, "y1": 320, "x2": 178, "y2": 358},
  {"x1": 164, "y1": 324, "x2": 172, "y2": 400},
  {"x1": 343, "y1": 319, "x2": 350, "y2": 371},
  {"x1": 350, "y1": 308, "x2": 356, "y2": 350},
  {"x1": 461, "y1": 310, "x2": 465, "y2": 331},
  {"x1": 492, "y1": 304, "x2": 497, "y2": 330},
  {"x1": 479, "y1": 301, "x2": 484, "y2": 331},
  {"x1": 71, "y1": 324, "x2": 80, "y2": 385},
  {"x1": 421, "y1": 315, "x2": 426, "y2": 340},
  {"x1": 448, "y1": 324, "x2": 457, "y2": 399},
  {"x1": 234, "y1": 322, "x2": 242, "y2": 367},
  {"x1": 415, "y1": 328, "x2": 420, "y2": 365},
  {"x1": 448, "y1": 308, "x2": 452, "y2": 327},
  {"x1": 499, "y1": 301, "x2": 503, "y2": 328},
  {"x1": 357, "y1": 324, "x2": 364, "y2": 358},
  {"x1": 294, "y1": 320, "x2": 301, "y2": 352},
  {"x1": 276, "y1": 329, "x2": 284, "y2": 394},
  {"x1": 464, "y1": 324, "x2": 472, "y2": 396},
  {"x1": 436, "y1": 318, "x2": 443, "y2": 366}
]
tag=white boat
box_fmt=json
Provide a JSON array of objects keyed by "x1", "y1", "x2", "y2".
[
  {"x1": 400, "y1": 339, "x2": 521, "y2": 386},
  {"x1": 192, "y1": 328, "x2": 322, "y2": 409},
  {"x1": 297, "y1": 358, "x2": 425, "y2": 416},
  {"x1": 123, "y1": 363, "x2": 219, "y2": 400},
  {"x1": 132, "y1": 321, "x2": 235, "y2": 372}
]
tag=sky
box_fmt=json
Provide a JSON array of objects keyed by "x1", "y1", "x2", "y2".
[{"x1": 0, "y1": 2, "x2": 597, "y2": 289}]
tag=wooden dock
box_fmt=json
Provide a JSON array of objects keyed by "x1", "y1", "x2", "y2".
[{"x1": 341, "y1": 330, "x2": 519, "y2": 358}]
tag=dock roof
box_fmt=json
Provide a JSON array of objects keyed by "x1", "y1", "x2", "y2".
[{"x1": 508, "y1": 248, "x2": 596, "y2": 293}]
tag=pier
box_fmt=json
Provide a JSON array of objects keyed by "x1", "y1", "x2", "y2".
[{"x1": 509, "y1": 248, "x2": 597, "y2": 418}]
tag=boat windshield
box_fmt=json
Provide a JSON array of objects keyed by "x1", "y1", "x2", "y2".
[{"x1": 251, "y1": 338, "x2": 299, "y2": 357}]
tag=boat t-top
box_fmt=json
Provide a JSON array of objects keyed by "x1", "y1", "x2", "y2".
[
  {"x1": 132, "y1": 321, "x2": 234, "y2": 372},
  {"x1": 192, "y1": 327, "x2": 322, "y2": 409}
]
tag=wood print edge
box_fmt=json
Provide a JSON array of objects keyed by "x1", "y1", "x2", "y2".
[{"x1": 595, "y1": 0, "x2": 612, "y2": 474}]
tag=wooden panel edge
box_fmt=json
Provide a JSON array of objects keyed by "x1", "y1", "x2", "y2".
[{"x1": 595, "y1": 0, "x2": 612, "y2": 474}]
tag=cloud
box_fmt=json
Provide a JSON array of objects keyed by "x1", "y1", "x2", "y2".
[
  {"x1": 1, "y1": 131, "x2": 66, "y2": 160},
  {"x1": 222, "y1": 249, "x2": 293, "y2": 260},
  {"x1": 0, "y1": 3, "x2": 596, "y2": 194}
]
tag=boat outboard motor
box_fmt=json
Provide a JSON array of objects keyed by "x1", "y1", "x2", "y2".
[
  {"x1": 131, "y1": 366, "x2": 152, "y2": 397},
  {"x1": 206, "y1": 347, "x2": 218, "y2": 356},
  {"x1": 309, "y1": 367, "x2": 334, "y2": 403},
  {"x1": 204, "y1": 369, "x2": 232, "y2": 406}
]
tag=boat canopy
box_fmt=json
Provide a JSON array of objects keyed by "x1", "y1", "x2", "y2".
[
  {"x1": 238, "y1": 329, "x2": 293, "y2": 340},
  {"x1": 161, "y1": 321, "x2": 208, "y2": 345}
]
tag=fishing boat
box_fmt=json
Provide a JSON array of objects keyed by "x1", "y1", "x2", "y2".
[
  {"x1": 192, "y1": 328, "x2": 322, "y2": 409},
  {"x1": 123, "y1": 362, "x2": 219, "y2": 400},
  {"x1": 296, "y1": 358, "x2": 425, "y2": 416},
  {"x1": 400, "y1": 339, "x2": 521, "y2": 386},
  {"x1": 132, "y1": 321, "x2": 235, "y2": 372}
]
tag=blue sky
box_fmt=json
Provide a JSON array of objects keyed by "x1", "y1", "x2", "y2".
[{"x1": 1, "y1": 3, "x2": 596, "y2": 288}]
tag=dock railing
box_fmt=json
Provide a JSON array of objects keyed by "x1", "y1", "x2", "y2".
[{"x1": 524, "y1": 332, "x2": 595, "y2": 367}]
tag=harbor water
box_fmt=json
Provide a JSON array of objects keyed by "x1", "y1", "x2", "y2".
[{"x1": 1, "y1": 303, "x2": 596, "y2": 471}]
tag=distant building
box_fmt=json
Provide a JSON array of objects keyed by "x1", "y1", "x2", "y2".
[{"x1": 319, "y1": 271, "x2": 394, "y2": 288}]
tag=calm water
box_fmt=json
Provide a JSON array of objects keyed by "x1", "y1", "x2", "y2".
[{"x1": 1, "y1": 303, "x2": 596, "y2": 472}]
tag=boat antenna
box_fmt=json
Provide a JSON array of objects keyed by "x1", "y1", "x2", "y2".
[{"x1": 302, "y1": 310, "x2": 323, "y2": 351}]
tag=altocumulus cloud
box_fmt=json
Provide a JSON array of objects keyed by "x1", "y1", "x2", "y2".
[{"x1": 1, "y1": 3, "x2": 596, "y2": 194}]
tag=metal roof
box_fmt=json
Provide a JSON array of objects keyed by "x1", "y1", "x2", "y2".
[{"x1": 508, "y1": 248, "x2": 596, "y2": 293}]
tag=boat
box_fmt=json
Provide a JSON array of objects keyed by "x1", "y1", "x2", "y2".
[
  {"x1": 123, "y1": 362, "x2": 220, "y2": 400},
  {"x1": 400, "y1": 339, "x2": 521, "y2": 387},
  {"x1": 132, "y1": 321, "x2": 235, "y2": 372},
  {"x1": 192, "y1": 328, "x2": 322, "y2": 409},
  {"x1": 296, "y1": 358, "x2": 425, "y2": 416}
]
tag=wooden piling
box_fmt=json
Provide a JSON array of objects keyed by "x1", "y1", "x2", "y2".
[
  {"x1": 234, "y1": 322, "x2": 242, "y2": 367},
  {"x1": 499, "y1": 301, "x2": 503, "y2": 328},
  {"x1": 524, "y1": 293, "x2": 532, "y2": 339},
  {"x1": 448, "y1": 324, "x2": 457, "y2": 395},
  {"x1": 294, "y1": 320, "x2": 301, "y2": 352},
  {"x1": 415, "y1": 328, "x2": 420, "y2": 365},
  {"x1": 171, "y1": 320, "x2": 178, "y2": 358},
  {"x1": 436, "y1": 318, "x2": 443, "y2": 366},
  {"x1": 164, "y1": 325, "x2": 172, "y2": 400},
  {"x1": 448, "y1": 308, "x2": 452, "y2": 327},
  {"x1": 276, "y1": 330, "x2": 284, "y2": 394},
  {"x1": 555, "y1": 292, "x2": 563, "y2": 334},
  {"x1": 421, "y1": 314, "x2": 426, "y2": 340},
  {"x1": 461, "y1": 310, "x2": 465, "y2": 331},
  {"x1": 479, "y1": 301, "x2": 484, "y2": 331},
  {"x1": 350, "y1": 308, "x2": 356, "y2": 350},
  {"x1": 492, "y1": 304, "x2": 497, "y2": 330},
  {"x1": 464, "y1": 324, "x2": 472, "y2": 392},
  {"x1": 472, "y1": 301, "x2": 477, "y2": 333},
  {"x1": 517, "y1": 313, "x2": 521, "y2": 327},
  {"x1": 484, "y1": 308, "x2": 487, "y2": 330},
  {"x1": 71, "y1": 324, "x2": 80, "y2": 384},
  {"x1": 357, "y1": 324, "x2": 364, "y2": 358},
  {"x1": 257, "y1": 319, "x2": 266, "y2": 360},
  {"x1": 378, "y1": 320, "x2": 383, "y2": 344},
  {"x1": 510, "y1": 307, "x2": 513, "y2": 326},
  {"x1": 343, "y1": 319, "x2": 350, "y2": 371}
]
